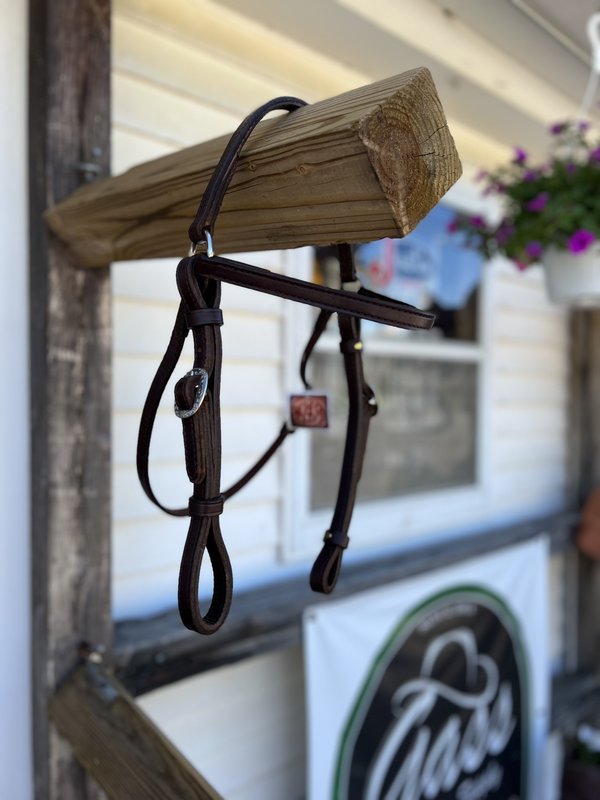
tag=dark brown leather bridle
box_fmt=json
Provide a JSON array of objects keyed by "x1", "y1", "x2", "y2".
[{"x1": 137, "y1": 97, "x2": 435, "y2": 634}]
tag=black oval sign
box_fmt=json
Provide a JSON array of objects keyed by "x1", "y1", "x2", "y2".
[{"x1": 333, "y1": 586, "x2": 528, "y2": 800}]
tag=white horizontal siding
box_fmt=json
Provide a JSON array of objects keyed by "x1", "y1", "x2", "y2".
[
  {"x1": 112, "y1": 127, "x2": 175, "y2": 174},
  {"x1": 114, "y1": 71, "x2": 239, "y2": 147},
  {"x1": 138, "y1": 647, "x2": 306, "y2": 800},
  {"x1": 114, "y1": 299, "x2": 282, "y2": 362},
  {"x1": 111, "y1": 8, "x2": 291, "y2": 618},
  {"x1": 114, "y1": 12, "x2": 289, "y2": 117},
  {"x1": 112, "y1": 300, "x2": 286, "y2": 618},
  {"x1": 115, "y1": 0, "x2": 366, "y2": 102},
  {"x1": 113, "y1": 37, "x2": 284, "y2": 618},
  {"x1": 109, "y1": 9, "x2": 571, "y2": 800},
  {"x1": 113, "y1": 407, "x2": 281, "y2": 465},
  {"x1": 110, "y1": 0, "x2": 571, "y2": 620},
  {"x1": 488, "y1": 262, "x2": 569, "y2": 522},
  {"x1": 114, "y1": 456, "x2": 280, "y2": 520}
]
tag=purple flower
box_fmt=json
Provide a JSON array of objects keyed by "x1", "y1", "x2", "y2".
[
  {"x1": 526, "y1": 192, "x2": 549, "y2": 212},
  {"x1": 523, "y1": 169, "x2": 538, "y2": 182},
  {"x1": 468, "y1": 215, "x2": 485, "y2": 229},
  {"x1": 590, "y1": 147, "x2": 600, "y2": 163},
  {"x1": 514, "y1": 259, "x2": 529, "y2": 272},
  {"x1": 568, "y1": 229, "x2": 596, "y2": 253},
  {"x1": 474, "y1": 169, "x2": 488, "y2": 182},
  {"x1": 578, "y1": 120, "x2": 590, "y2": 132},
  {"x1": 565, "y1": 162, "x2": 577, "y2": 174},
  {"x1": 482, "y1": 180, "x2": 506, "y2": 196},
  {"x1": 549, "y1": 122, "x2": 566, "y2": 135},
  {"x1": 512, "y1": 147, "x2": 527, "y2": 164},
  {"x1": 525, "y1": 241, "x2": 543, "y2": 260},
  {"x1": 446, "y1": 218, "x2": 460, "y2": 233},
  {"x1": 495, "y1": 223, "x2": 515, "y2": 245}
]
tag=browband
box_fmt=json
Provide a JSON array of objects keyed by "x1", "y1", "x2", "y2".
[{"x1": 137, "y1": 97, "x2": 435, "y2": 634}]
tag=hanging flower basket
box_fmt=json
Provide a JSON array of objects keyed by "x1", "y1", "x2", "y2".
[
  {"x1": 544, "y1": 243, "x2": 600, "y2": 306},
  {"x1": 448, "y1": 121, "x2": 600, "y2": 308}
]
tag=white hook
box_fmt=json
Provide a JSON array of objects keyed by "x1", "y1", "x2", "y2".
[
  {"x1": 587, "y1": 12, "x2": 600, "y2": 72},
  {"x1": 578, "y1": 13, "x2": 600, "y2": 120}
]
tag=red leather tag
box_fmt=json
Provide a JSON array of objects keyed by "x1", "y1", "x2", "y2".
[{"x1": 289, "y1": 394, "x2": 329, "y2": 428}]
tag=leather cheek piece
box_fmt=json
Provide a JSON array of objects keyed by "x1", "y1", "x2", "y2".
[{"x1": 175, "y1": 377, "x2": 208, "y2": 484}]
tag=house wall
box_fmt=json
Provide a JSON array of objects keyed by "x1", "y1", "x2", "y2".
[
  {"x1": 112, "y1": 1, "x2": 572, "y2": 796},
  {"x1": 0, "y1": 2, "x2": 32, "y2": 798},
  {"x1": 112, "y1": 0, "x2": 570, "y2": 618}
]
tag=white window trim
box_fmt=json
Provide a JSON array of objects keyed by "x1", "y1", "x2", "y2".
[{"x1": 280, "y1": 181, "x2": 495, "y2": 563}]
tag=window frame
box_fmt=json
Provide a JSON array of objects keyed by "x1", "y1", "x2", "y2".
[{"x1": 280, "y1": 180, "x2": 495, "y2": 563}]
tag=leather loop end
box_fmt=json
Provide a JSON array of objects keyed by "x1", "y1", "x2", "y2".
[
  {"x1": 178, "y1": 517, "x2": 233, "y2": 635},
  {"x1": 310, "y1": 541, "x2": 345, "y2": 594}
]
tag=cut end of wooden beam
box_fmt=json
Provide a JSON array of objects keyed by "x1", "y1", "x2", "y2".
[
  {"x1": 358, "y1": 68, "x2": 462, "y2": 235},
  {"x1": 46, "y1": 69, "x2": 462, "y2": 266}
]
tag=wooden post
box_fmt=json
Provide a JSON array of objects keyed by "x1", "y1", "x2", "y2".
[
  {"x1": 569, "y1": 311, "x2": 600, "y2": 670},
  {"x1": 29, "y1": 1, "x2": 112, "y2": 798},
  {"x1": 49, "y1": 660, "x2": 222, "y2": 800},
  {"x1": 45, "y1": 68, "x2": 462, "y2": 266}
]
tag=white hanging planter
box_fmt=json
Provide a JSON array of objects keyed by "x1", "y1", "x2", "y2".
[{"x1": 543, "y1": 243, "x2": 600, "y2": 307}]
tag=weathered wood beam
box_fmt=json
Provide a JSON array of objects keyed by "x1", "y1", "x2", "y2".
[
  {"x1": 49, "y1": 660, "x2": 222, "y2": 800},
  {"x1": 29, "y1": 1, "x2": 112, "y2": 798},
  {"x1": 569, "y1": 311, "x2": 600, "y2": 671},
  {"x1": 114, "y1": 512, "x2": 576, "y2": 697},
  {"x1": 46, "y1": 68, "x2": 461, "y2": 267}
]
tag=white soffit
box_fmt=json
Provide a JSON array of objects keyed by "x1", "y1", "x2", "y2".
[
  {"x1": 512, "y1": 0, "x2": 600, "y2": 57},
  {"x1": 118, "y1": 0, "x2": 516, "y2": 166},
  {"x1": 438, "y1": 0, "x2": 595, "y2": 99},
  {"x1": 215, "y1": 0, "x2": 588, "y2": 160},
  {"x1": 335, "y1": 0, "x2": 576, "y2": 124}
]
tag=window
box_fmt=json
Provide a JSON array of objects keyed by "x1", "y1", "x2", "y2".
[
  {"x1": 283, "y1": 195, "x2": 491, "y2": 560},
  {"x1": 310, "y1": 355, "x2": 478, "y2": 508}
]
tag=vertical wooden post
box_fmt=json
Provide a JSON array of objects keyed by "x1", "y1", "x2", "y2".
[
  {"x1": 29, "y1": 1, "x2": 112, "y2": 798},
  {"x1": 569, "y1": 311, "x2": 600, "y2": 671}
]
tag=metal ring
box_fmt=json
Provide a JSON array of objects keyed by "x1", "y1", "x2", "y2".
[
  {"x1": 174, "y1": 368, "x2": 209, "y2": 418},
  {"x1": 188, "y1": 230, "x2": 214, "y2": 258}
]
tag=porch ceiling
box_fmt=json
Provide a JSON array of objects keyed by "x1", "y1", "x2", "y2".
[{"x1": 213, "y1": 0, "x2": 600, "y2": 161}]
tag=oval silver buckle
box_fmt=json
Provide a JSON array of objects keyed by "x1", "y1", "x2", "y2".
[{"x1": 174, "y1": 368, "x2": 209, "y2": 419}]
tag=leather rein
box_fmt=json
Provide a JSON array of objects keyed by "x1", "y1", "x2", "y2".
[{"x1": 137, "y1": 97, "x2": 435, "y2": 635}]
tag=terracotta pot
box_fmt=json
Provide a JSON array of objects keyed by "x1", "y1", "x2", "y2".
[{"x1": 544, "y1": 244, "x2": 600, "y2": 307}]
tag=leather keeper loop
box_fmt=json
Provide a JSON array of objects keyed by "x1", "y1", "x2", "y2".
[
  {"x1": 189, "y1": 495, "x2": 224, "y2": 517},
  {"x1": 186, "y1": 308, "x2": 224, "y2": 328},
  {"x1": 324, "y1": 529, "x2": 350, "y2": 549}
]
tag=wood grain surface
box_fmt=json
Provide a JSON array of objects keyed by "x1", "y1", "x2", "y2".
[
  {"x1": 46, "y1": 68, "x2": 461, "y2": 266},
  {"x1": 29, "y1": 1, "x2": 112, "y2": 797},
  {"x1": 49, "y1": 662, "x2": 222, "y2": 800}
]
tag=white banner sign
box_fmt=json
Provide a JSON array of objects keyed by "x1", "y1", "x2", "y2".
[{"x1": 304, "y1": 537, "x2": 549, "y2": 800}]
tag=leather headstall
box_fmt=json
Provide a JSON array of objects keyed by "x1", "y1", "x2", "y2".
[{"x1": 137, "y1": 97, "x2": 435, "y2": 635}]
